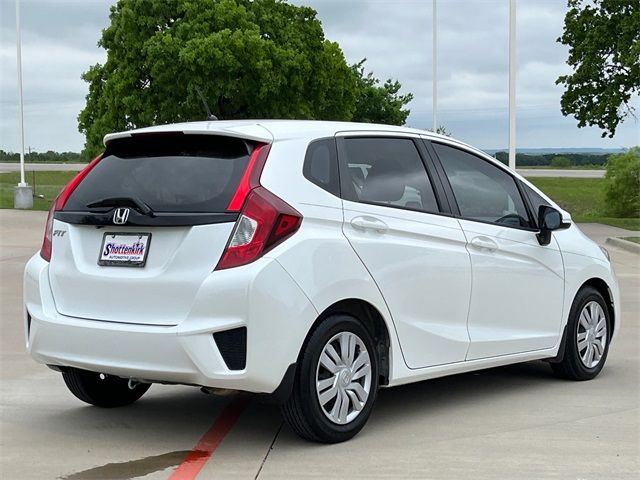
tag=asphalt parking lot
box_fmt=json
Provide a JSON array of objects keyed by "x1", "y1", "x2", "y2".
[{"x1": 1, "y1": 210, "x2": 638, "y2": 479}]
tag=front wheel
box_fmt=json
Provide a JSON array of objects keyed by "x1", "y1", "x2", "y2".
[
  {"x1": 281, "y1": 314, "x2": 378, "y2": 443},
  {"x1": 551, "y1": 286, "x2": 611, "y2": 381},
  {"x1": 62, "y1": 368, "x2": 150, "y2": 407}
]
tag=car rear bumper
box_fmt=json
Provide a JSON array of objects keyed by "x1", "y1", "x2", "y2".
[{"x1": 24, "y1": 253, "x2": 317, "y2": 394}]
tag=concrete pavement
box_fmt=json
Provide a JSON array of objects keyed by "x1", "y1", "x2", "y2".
[
  {"x1": 578, "y1": 223, "x2": 638, "y2": 245},
  {"x1": 516, "y1": 169, "x2": 605, "y2": 178},
  {"x1": 606, "y1": 237, "x2": 640, "y2": 255},
  {"x1": 1, "y1": 163, "x2": 606, "y2": 178},
  {"x1": 1, "y1": 210, "x2": 638, "y2": 479},
  {"x1": 0, "y1": 163, "x2": 87, "y2": 173}
]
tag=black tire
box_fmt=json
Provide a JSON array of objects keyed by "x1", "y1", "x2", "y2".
[
  {"x1": 281, "y1": 314, "x2": 379, "y2": 443},
  {"x1": 551, "y1": 286, "x2": 611, "y2": 381},
  {"x1": 62, "y1": 368, "x2": 150, "y2": 407}
]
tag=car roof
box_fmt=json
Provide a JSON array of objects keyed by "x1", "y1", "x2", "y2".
[
  {"x1": 102, "y1": 119, "x2": 560, "y2": 214},
  {"x1": 103, "y1": 119, "x2": 453, "y2": 146}
]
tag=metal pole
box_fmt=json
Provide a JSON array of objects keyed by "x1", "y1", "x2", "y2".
[
  {"x1": 432, "y1": 0, "x2": 437, "y2": 132},
  {"x1": 508, "y1": 0, "x2": 517, "y2": 170},
  {"x1": 16, "y1": 0, "x2": 26, "y2": 186}
]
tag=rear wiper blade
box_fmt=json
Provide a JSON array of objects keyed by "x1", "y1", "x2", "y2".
[{"x1": 86, "y1": 197, "x2": 155, "y2": 217}]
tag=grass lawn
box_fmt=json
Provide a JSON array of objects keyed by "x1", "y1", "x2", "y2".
[
  {"x1": 623, "y1": 237, "x2": 640, "y2": 245},
  {"x1": 519, "y1": 165, "x2": 605, "y2": 170},
  {"x1": 528, "y1": 177, "x2": 640, "y2": 231},
  {"x1": 0, "y1": 171, "x2": 76, "y2": 211}
]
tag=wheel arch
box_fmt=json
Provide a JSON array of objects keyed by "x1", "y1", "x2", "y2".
[
  {"x1": 550, "y1": 276, "x2": 616, "y2": 365},
  {"x1": 303, "y1": 298, "x2": 392, "y2": 386},
  {"x1": 580, "y1": 277, "x2": 616, "y2": 336}
]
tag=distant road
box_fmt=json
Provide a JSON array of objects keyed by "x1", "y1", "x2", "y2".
[
  {"x1": 517, "y1": 169, "x2": 605, "y2": 178},
  {"x1": 0, "y1": 163, "x2": 606, "y2": 179},
  {"x1": 0, "y1": 163, "x2": 87, "y2": 173}
]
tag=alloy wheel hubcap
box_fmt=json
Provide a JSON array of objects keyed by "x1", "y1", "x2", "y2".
[
  {"x1": 577, "y1": 301, "x2": 607, "y2": 369},
  {"x1": 315, "y1": 331, "x2": 372, "y2": 425}
]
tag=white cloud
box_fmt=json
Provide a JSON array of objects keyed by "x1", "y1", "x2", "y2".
[
  {"x1": 0, "y1": 34, "x2": 106, "y2": 152},
  {"x1": 0, "y1": 0, "x2": 638, "y2": 152}
]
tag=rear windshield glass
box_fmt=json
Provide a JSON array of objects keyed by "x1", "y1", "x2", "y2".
[{"x1": 64, "y1": 134, "x2": 251, "y2": 213}]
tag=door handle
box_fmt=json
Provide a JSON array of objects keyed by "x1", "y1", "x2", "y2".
[
  {"x1": 350, "y1": 216, "x2": 388, "y2": 233},
  {"x1": 470, "y1": 236, "x2": 498, "y2": 251}
]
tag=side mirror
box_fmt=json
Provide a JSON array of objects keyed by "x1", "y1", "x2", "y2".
[{"x1": 536, "y1": 205, "x2": 570, "y2": 246}]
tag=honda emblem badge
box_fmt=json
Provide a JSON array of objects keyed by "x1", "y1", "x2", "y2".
[{"x1": 113, "y1": 207, "x2": 130, "y2": 225}]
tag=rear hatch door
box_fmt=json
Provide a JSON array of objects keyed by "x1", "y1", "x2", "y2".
[{"x1": 49, "y1": 133, "x2": 254, "y2": 326}]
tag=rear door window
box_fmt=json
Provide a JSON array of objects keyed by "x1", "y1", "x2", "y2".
[
  {"x1": 339, "y1": 137, "x2": 440, "y2": 213},
  {"x1": 64, "y1": 134, "x2": 251, "y2": 213}
]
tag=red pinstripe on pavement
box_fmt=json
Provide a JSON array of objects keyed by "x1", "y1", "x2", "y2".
[{"x1": 169, "y1": 395, "x2": 250, "y2": 480}]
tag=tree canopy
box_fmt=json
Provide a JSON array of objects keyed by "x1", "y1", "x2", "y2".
[
  {"x1": 604, "y1": 146, "x2": 640, "y2": 218},
  {"x1": 79, "y1": 0, "x2": 413, "y2": 157},
  {"x1": 556, "y1": 0, "x2": 640, "y2": 138},
  {"x1": 604, "y1": 147, "x2": 640, "y2": 217},
  {"x1": 550, "y1": 156, "x2": 571, "y2": 168},
  {"x1": 494, "y1": 151, "x2": 610, "y2": 167},
  {"x1": 350, "y1": 60, "x2": 413, "y2": 125}
]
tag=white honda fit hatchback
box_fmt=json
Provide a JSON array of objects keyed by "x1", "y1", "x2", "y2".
[{"x1": 24, "y1": 120, "x2": 619, "y2": 442}]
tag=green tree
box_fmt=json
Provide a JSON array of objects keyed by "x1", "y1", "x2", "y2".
[
  {"x1": 350, "y1": 60, "x2": 413, "y2": 125},
  {"x1": 79, "y1": 0, "x2": 413, "y2": 157},
  {"x1": 556, "y1": 0, "x2": 640, "y2": 138},
  {"x1": 434, "y1": 125, "x2": 451, "y2": 137},
  {"x1": 604, "y1": 147, "x2": 640, "y2": 218},
  {"x1": 550, "y1": 156, "x2": 572, "y2": 168}
]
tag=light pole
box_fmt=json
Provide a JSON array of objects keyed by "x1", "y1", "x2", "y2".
[
  {"x1": 508, "y1": 0, "x2": 517, "y2": 170},
  {"x1": 432, "y1": 0, "x2": 438, "y2": 132},
  {"x1": 14, "y1": 0, "x2": 33, "y2": 209}
]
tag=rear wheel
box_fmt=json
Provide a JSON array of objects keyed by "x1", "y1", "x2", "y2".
[
  {"x1": 62, "y1": 368, "x2": 150, "y2": 407},
  {"x1": 551, "y1": 287, "x2": 611, "y2": 381},
  {"x1": 281, "y1": 314, "x2": 378, "y2": 443}
]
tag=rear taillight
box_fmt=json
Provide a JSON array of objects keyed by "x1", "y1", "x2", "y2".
[
  {"x1": 40, "y1": 202, "x2": 55, "y2": 262},
  {"x1": 216, "y1": 187, "x2": 302, "y2": 270},
  {"x1": 55, "y1": 154, "x2": 102, "y2": 210},
  {"x1": 226, "y1": 143, "x2": 271, "y2": 211},
  {"x1": 216, "y1": 142, "x2": 301, "y2": 270},
  {"x1": 39, "y1": 154, "x2": 102, "y2": 262}
]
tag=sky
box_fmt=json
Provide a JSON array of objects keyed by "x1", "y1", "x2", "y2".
[{"x1": 0, "y1": 0, "x2": 638, "y2": 153}]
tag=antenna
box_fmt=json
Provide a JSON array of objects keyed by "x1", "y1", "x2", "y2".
[{"x1": 194, "y1": 86, "x2": 218, "y2": 121}]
